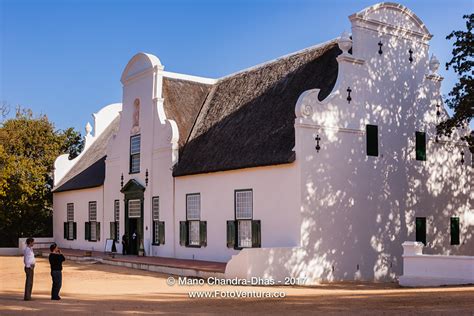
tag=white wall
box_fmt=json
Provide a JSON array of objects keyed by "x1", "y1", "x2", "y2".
[
  {"x1": 399, "y1": 241, "x2": 474, "y2": 286},
  {"x1": 174, "y1": 164, "x2": 298, "y2": 262},
  {"x1": 53, "y1": 187, "x2": 105, "y2": 251}
]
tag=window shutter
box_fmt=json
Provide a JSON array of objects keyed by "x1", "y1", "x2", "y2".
[
  {"x1": 73, "y1": 222, "x2": 77, "y2": 240},
  {"x1": 64, "y1": 222, "x2": 68, "y2": 239},
  {"x1": 152, "y1": 221, "x2": 157, "y2": 245},
  {"x1": 251, "y1": 220, "x2": 261, "y2": 248},
  {"x1": 85, "y1": 222, "x2": 90, "y2": 241},
  {"x1": 450, "y1": 217, "x2": 460, "y2": 245},
  {"x1": 415, "y1": 217, "x2": 426, "y2": 245},
  {"x1": 200, "y1": 221, "x2": 207, "y2": 247},
  {"x1": 159, "y1": 221, "x2": 165, "y2": 245},
  {"x1": 179, "y1": 221, "x2": 188, "y2": 246},
  {"x1": 366, "y1": 125, "x2": 379, "y2": 157},
  {"x1": 227, "y1": 220, "x2": 236, "y2": 248},
  {"x1": 416, "y1": 132, "x2": 426, "y2": 161},
  {"x1": 97, "y1": 222, "x2": 101, "y2": 241},
  {"x1": 110, "y1": 222, "x2": 115, "y2": 240}
]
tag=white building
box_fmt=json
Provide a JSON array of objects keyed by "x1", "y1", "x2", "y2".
[{"x1": 53, "y1": 2, "x2": 473, "y2": 282}]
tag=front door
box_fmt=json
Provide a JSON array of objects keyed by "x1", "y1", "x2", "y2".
[{"x1": 121, "y1": 179, "x2": 146, "y2": 256}]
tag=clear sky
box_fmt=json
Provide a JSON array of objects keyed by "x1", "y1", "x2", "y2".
[{"x1": 1, "y1": 0, "x2": 472, "y2": 132}]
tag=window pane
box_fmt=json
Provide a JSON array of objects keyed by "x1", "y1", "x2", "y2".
[
  {"x1": 116, "y1": 222, "x2": 120, "y2": 241},
  {"x1": 90, "y1": 221, "x2": 97, "y2": 241},
  {"x1": 67, "y1": 203, "x2": 74, "y2": 222},
  {"x1": 128, "y1": 199, "x2": 141, "y2": 218},
  {"x1": 89, "y1": 202, "x2": 97, "y2": 221},
  {"x1": 236, "y1": 190, "x2": 253, "y2": 219},
  {"x1": 152, "y1": 197, "x2": 160, "y2": 221},
  {"x1": 366, "y1": 125, "x2": 379, "y2": 157},
  {"x1": 188, "y1": 220, "x2": 200, "y2": 246},
  {"x1": 416, "y1": 131, "x2": 426, "y2": 161},
  {"x1": 238, "y1": 220, "x2": 252, "y2": 248},
  {"x1": 114, "y1": 200, "x2": 120, "y2": 221},
  {"x1": 186, "y1": 194, "x2": 200, "y2": 220},
  {"x1": 130, "y1": 154, "x2": 140, "y2": 173},
  {"x1": 154, "y1": 221, "x2": 159, "y2": 244},
  {"x1": 450, "y1": 217, "x2": 460, "y2": 245},
  {"x1": 68, "y1": 221, "x2": 74, "y2": 240},
  {"x1": 130, "y1": 135, "x2": 141, "y2": 154},
  {"x1": 415, "y1": 217, "x2": 426, "y2": 245}
]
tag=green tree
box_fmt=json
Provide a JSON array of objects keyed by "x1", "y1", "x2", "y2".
[
  {"x1": 437, "y1": 14, "x2": 473, "y2": 152},
  {"x1": 0, "y1": 108, "x2": 83, "y2": 247}
]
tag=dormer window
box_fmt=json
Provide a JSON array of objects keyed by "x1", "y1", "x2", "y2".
[{"x1": 130, "y1": 135, "x2": 141, "y2": 173}]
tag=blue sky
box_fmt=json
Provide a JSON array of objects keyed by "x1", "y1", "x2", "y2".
[{"x1": 0, "y1": 0, "x2": 472, "y2": 132}]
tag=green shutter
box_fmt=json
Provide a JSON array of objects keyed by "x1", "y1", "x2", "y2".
[
  {"x1": 179, "y1": 221, "x2": 188, "y2": 246},
  {"x1": 227, "y1": 221, "x2": 236, "y2": 248},
  {"x1": 159, "y1": 221, "x2": 165, "y2": 245},
  {"x1": 152, "y1": 221, "x2": 157, "y2": 245},
  {"x1": 366, "y1": 125, "x2": 379, "y2": 156},
  {"x1": 64, "y1": 222, "x2": 68, "y2": 239},
  {"x1": 85, "y1": 222, "x2": 90, "y2": 241},
  {"x1": 415, "y1": 217, "x2": 426, "y2": 245},
  {"x1": 110, "y1": 222, "x2": 115, "y2": 240},
  {"x1": 73, "y1": 222, "x2": 77, "y2": 240},
  {"x1": 416, "y1": 131, "x2": 426, "y2": 161},
  {"x1": 97, "y1": 222, "x2": 101, "y2": 241},
  {"x1": 252, "y1": 220, "x2": 261, "y2": 248},
  {"x1": 200, "y1": 221, "x2": 207, "y2": 247},
  {"x1": 450, "y1": 217, "x2": 460, "y2": 245}
]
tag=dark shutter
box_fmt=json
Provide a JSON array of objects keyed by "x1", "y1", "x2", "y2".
[
  {"x1": 366, "y1": 125, "x2": 379, "y2": 156},
  {"x1": 85, "y1": 222, "x2": 90, "y2": 241},
  {"x1": 179, "y1": 221, "x2": 188, "y2": 246},
  {"x1": 110, "y1": 222, "x2": 115, "y2": 240},
  {"x1": 450, "y1": 217, "x2": 460, "y2": 245},
  {"x1": 73, "y1": 222, "x2": 77, "y2": 240},
  {"x1": 97, "y1": 222, "x2": 101, "y2": 241},
  {"x1": 152, "y1": 221, "x2": 157, "y2": 245},
  {"x1": 227, "y1": 220, "x2": 236, "y2": 248},
  {"x1": 252, "y1": 220, "x2": 261, "y2": 248},
  {"x1": 416, "y1": 131, "x2": 426, "y2": 161},
  {"x1": 415, "y1": 217, "x2": 426, "y2": 245},
  {"x1": 159, "y1": 221, "x2": 165, "y2": 245},
  {"x1": 64, "y1": 222, "x2": 68, "y2": 239},
  {"x1": 200, "y1": 221, "x2": 207, "y2": 247}
]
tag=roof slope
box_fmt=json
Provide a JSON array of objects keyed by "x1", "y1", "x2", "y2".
[
  {"x1": 162, "y1": 78, "x2": 212, "y2": 149},
  {"x1": 53, "y1": 116, "x2": 120, "y2": 192},
  {"x1": 173, "y1": 41, "x2": 340, "y2": 176}
]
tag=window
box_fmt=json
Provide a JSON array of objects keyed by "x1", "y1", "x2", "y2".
[
  {"x1": 416, "y1": 131, "x2": 426, "y2": 161},
  {"x1": 180, "y1": 194, "x2": 207, "y2": 247},
  {"x1": 450, "y1": 217, "x2": 460, "y2": 245},
  {"x1": 130, "y1": 135, "x2": 141, "y2": 173},
  {"x1": 366, "y1": 125, "x2": 379, "y2": 157},
  {"x1": 415, "y1": 217, "x2": 426, "y2": 245},
  {"x1": 110, "y1": 200, "x2": 120, "y2": 241},
  {"x1": 128, "y1": 199, "x2": 141, "y2": 218},
  {"x1": 227, "y1": 190, "x2": 261, "y2": 249},
  {"x1": 64, "y1": 203, "x2": 76, "y2": 240},
  {"x1": 85, "y1": 201, "x2": 100, "y2": 242},
  {"x1": 152, "y1": 197, "x2": 165, "y2": 245}
]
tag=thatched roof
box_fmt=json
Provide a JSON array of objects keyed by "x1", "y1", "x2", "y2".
[
  {"x1": 162, "y1": 78, "x2": 212, "y2": 148},
  {"x1": 53, "y1": 116, "x2": 120, "y2": 192},
  {"x1": 173, "y1": 40, "x2": 340, "y2": 176}
]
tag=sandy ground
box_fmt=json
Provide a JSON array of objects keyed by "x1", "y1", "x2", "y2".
[{"x1": 1, "y1": 256, "x2": 473, "y2": 315}]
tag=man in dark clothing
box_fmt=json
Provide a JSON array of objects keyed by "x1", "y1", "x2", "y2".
[{"x1": 48, "y1": 243, "x2": 65, "y2": 300}]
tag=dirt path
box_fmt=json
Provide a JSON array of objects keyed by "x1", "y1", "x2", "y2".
[{"x1": 1, "y1": 256, "x2": 473, "y2": 315}]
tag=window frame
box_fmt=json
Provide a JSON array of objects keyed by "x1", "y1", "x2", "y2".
[
  {"x1": 129, "y1": 134, "x2": 141, "y2": 174},
  {"x1": 88, "y1": 201, "x2": 98, "y2": 242},
  {"x1": 186, "y1": 193, "x2": 201, "y2": 247},
  {"x1": 234, "y1": 189, "x2": 254, "y2": 249},
  {"x1": 65, "y1": 203, "x2": 76, "y2": 240}
]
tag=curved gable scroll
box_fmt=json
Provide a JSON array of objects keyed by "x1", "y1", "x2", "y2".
[
  {"x1": 350, "y1": 2, "x2": 432, "y2": 40},
  {"x1": 120, "y1": 52, "x2": 163, "y2": 84}
]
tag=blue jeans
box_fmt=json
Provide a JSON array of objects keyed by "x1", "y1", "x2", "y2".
[{"x1": 51, "y1": 271, "x2": 62, "y2": 299}]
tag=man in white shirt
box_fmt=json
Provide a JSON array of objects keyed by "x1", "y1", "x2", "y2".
[{"x1": 23, "y1": 238, "x2": 35, "y2": 301}]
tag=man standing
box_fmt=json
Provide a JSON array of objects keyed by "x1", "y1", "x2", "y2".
[
  {"x1": 23, "y1": 238, "x2": 35, "y2": 301},
  {"x1": 48, "y1": 243, "x2": 65, "y2": 300}
]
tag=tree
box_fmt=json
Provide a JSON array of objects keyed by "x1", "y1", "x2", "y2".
[
  {"x1": 0, "y1": 108, "x2": 83, "y2": 247},
  {"x1": 60, "y1": 127, "x2": 84, "y2": 160},
  {"x1": 437, "y1": 14, "x2": 473, "y2": 152}
]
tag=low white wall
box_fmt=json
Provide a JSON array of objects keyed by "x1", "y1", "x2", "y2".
[
  {"x1": 18, "y1": 237, "x2": 55, "y2": 254},
  {"x1": 399, "y1": 241, "x2": 474, "y2": 287},
  {"x1": 0, "y1": 248, "x2": 21, "y2": 256}
]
